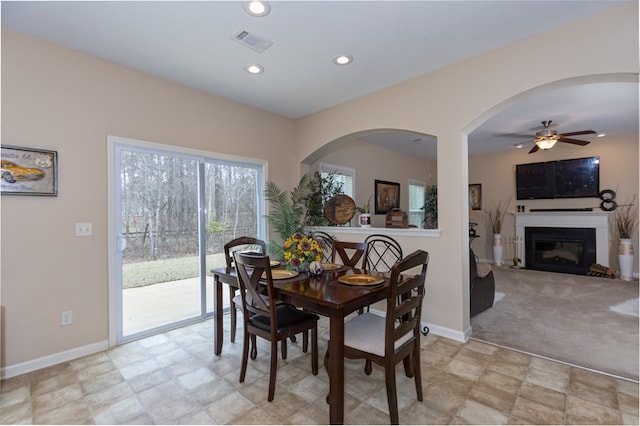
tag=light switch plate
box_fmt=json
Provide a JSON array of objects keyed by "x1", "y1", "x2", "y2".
[{"x1": 75, "y1": 222, "x2": 92, "y2": 236}]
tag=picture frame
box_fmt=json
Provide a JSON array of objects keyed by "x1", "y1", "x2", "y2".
[
  {"x1": 469, "y1": 183, "x2": 482, "y2": 210},
  {"x1": 374, "y1": 179, "x2": 400, "y2": 214},
  {"x1": 1, "y1": 145, "x2": 58, "y2": 196}
]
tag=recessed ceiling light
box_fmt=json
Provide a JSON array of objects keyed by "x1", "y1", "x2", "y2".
[
  {"x1": 597, "y1": 133, "x2": 606, "y2": 137},
  {"x1": 514, "y1": 143, "x2": 524, "y2": 149},
  {"x1": 245, "y1": 64, "x2": 264, "y2": 74},
  {"x1": 243, "y1": 1, "x2": 270, "y2": 17},
  {"x1": 333, "y1": 54, "x2": 353, "y2": 65}
]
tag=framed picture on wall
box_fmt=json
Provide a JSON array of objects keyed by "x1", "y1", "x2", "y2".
[
  {"x1": 1, "y1": 145, "x2": 58, "y2": 196},
  {"x1": 375, "y1": 180, "x2": 400, "y2": 214},
  {"x1": 469, "y1": 183, "x2": 482, "y2": 210}
]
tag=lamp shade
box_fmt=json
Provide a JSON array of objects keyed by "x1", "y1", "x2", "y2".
[
  {"x1": 534, "y1": 128, "x2": 559, "y2": 150},
  {"x1": 535, "y1": 137, "x2": 558, "y2": 150}
]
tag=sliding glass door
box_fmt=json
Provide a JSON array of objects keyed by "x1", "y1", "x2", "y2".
[{"x1": 109, "y1": 137, "x2": 264, "y2": 344}]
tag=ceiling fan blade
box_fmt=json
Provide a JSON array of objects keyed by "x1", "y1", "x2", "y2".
[
  {"x1": 560, "y1": 130, "x2": 596, "y2": 137},
  {"x1": 558, "y1": 137, "x2": 591, "y2": 146},
  {"x1": 528, "y1": 144, "x2": 540, "y2": 154}
]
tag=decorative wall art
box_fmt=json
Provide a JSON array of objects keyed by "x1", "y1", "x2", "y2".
[
  {"x1": 374, "y1": 180, "x2": 400, "y2": 214},
  {"x1": 1, "y1": 145, "x2": 58, "y2": 196},
  {"x1": 469, "y1": 183, "x2": 482, "y2": 210}
]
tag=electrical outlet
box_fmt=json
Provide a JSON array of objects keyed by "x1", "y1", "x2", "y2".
[
  {"x1": 61, "y1": 311, "x2": 73, "y2": 326},
  {"x1": 75, "y1": 223, "x2": 92, "y2": 236}
]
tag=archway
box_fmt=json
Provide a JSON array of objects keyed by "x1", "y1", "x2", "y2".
[
  {"x1": 462, "y1": 73, "x2": 639, "y2": 377},
  {"x1": 302, "y1": 128, "x2": 438, "y2": 229}
]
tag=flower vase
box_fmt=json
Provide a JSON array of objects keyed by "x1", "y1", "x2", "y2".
[
  {"x1": 618, "y1": 238, "x2": 634, "y2": 281},
  {"x1": 359, "y1": 213, "x2": 371, "y2": 227},
  {"x1": 492, "y1": 233, "x2": 503, "y2": 266},
  {"x1": 295, "y1": 261, "x2": 310, "y2": 274}
]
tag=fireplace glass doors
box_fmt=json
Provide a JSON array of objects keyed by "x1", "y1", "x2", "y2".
[{"x1": 524, "y1": 227, "x2": 596, "y2": 275}]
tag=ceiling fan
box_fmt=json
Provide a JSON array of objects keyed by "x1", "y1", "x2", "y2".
[{"x1": 527, "y1": 120, "x2": 596, "y2": 154}]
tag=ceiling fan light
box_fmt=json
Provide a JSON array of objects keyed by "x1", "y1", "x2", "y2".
[{"x1": 535, "y1": 137, "x2": 558, "y2": 150}]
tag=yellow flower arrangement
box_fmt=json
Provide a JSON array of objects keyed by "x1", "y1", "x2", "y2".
[{"x1": 283, "y1": 232, "x2": 323, "y2": 271}]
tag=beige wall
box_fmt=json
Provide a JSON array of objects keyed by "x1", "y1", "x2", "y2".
[
  {"x1": 1, "y1": 29, "x2": 296, "y2": 370},
  {"x1": 295, "y1": 2, "x2": 638, "y2": 334},
  {"x1": 469, "y1": 134, "x2": 639, "y2": 273},
  {"x1": 1, "y1": 1, "x2": 638, "y2": 374}
]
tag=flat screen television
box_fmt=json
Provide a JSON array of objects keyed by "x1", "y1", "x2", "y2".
[{"x1": 516, "y1": 156, "x2": 600, "y2": 200}]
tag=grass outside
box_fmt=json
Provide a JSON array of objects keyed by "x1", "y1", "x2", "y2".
[{"x1": 123, "y1": 253, "x2": 226, "y2": 289}]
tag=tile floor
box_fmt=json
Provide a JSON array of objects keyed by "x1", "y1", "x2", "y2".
[{"x1": 1, "y1": 314, "x2": 638, "y2": 425}]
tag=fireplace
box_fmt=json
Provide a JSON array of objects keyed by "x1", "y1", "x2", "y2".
[
  {"x1": 513, "y1": 211, "x2": 611, "y2": 274},
  {"x1": 525, "y1": 227, "x2": 596, "y2": 275}
]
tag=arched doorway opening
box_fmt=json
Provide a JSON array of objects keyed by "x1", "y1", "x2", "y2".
[{"x1": 463, "y1": 73, "x2": 639, "y2": 379}]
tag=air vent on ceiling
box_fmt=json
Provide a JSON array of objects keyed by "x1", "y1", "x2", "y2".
[{"x1": 233, "y1": 30, "x2": 273, "y2": 53}]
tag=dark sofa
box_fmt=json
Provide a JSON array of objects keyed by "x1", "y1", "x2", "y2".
[{"x1": 470, "y1": 248, "x2": 495, "y2": 317}]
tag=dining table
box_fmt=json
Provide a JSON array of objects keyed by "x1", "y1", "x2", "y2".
[{"x1": 211, "y1": 263, "x2": 390, "y2": 425}]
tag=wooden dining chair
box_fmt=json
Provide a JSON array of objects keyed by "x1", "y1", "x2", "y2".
[
  {"x1": 331, "y1": 240, "x2": 367, "y2": 268},
  {"x1": 234, "y1": 252, "x2": 319, "y2": 402},
  {"x1": 324, "y1": 249, "x2": 429, "y2": 424},
  {"x1": 311, "y1": 230, "x2": 335, "y2": 263},
  {"x1": 224, "y1": 237, "x2": 266, "y2": 343},
  {"x1": 364, "y1": 234, "x2": 403, "y2": 272}
]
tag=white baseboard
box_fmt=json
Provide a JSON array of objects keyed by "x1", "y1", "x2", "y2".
[
  {"x1": 423, "y1": 321, "x2": 470, "y2": 343},
  {"x1": 1, "y1": 340, "x2": 109, "y2": 379},
  {"x1": 369, "y1": 307, "x2": 468, "y2": 343}
]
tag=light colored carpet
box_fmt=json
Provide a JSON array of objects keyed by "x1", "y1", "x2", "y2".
[
  {"x1": 471, "y1": 267, "x2": 639, "y2": 382},
  {"x1": 610, "y1": 297, "x2": 639, "y2": 317}
]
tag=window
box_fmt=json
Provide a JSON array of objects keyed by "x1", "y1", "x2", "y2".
[
  {"x1": 408, "y1": 180, "x2": 425, "y2": 227},
  {"x1": 320, "y1": 162, "x2": 354, "y2": 198}
]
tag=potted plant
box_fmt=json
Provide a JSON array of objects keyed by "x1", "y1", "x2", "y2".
[
  {"x1": 356, "y1": 195, "x2": 373, "y2": 227},
  {"x1": 421, "y1": 185, "x2": 437, "y2": 229},
  {"x1": 264, "y1": 172, "x2": 342, "y2": 258},
  {"x1": 613, "y1": 195, "x2": 638, "y2": 281},
  {"x1": 485, "y1": 196, "x2": 512, "y2": 266},
  {"x1": 301, "y1": 171, "x2": 344, "y2": 226}
]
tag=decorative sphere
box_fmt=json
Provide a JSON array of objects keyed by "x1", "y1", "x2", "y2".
[{"x1": 309, "y1": 261, "x2": 324, "y2": 276}]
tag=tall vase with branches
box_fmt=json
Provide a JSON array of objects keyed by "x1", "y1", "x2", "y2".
[
  {"x1": 613, "y1": 195, "x2": 638, "y2": 281},
  {"x1": 485, "y1": 196, "x2": 512, "y2": 266}
]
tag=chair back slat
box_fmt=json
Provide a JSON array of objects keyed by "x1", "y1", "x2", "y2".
[
  {"x1": 224, "y1": 237, "x2": 266, "y2": 269},
  {"x1": 364, "y1": 234, "x2": 403, "y2": 272},
  {"x1": 385, "y1": 250, "x2": 429, "y2": 356},
  {"x1": 391, "y1": 320, "x2": 416, "y2": 341},
  {"x1": 395, "y1": 294, "x2": 420, "y2": 319},
  {"x1": 233, "y1": 252, "x2": 273, "y2": 319},
  {"x1": 331, "y1": 241, "x2": 368, "y2": 268},
  {"x1": 311, "y1": 231, "x2": 335, "y2": 263}
]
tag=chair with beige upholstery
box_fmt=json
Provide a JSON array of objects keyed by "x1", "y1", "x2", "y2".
[{"x1": 324, "y1": 249, "x2": 429, "y2": 424}]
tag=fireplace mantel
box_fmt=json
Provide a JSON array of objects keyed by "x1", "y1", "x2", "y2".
[{"x1": 512, "y1": 211, "x2": 611, "y2": 267}]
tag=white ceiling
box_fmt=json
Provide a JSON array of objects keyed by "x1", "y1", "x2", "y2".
[{"x1": 3, "y1": 1, "x2": 637, "y2": 159}]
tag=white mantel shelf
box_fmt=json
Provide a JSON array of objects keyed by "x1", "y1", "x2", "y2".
[{"x1": 512, "y1": 211, "x2": 612, "y2": 267}]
